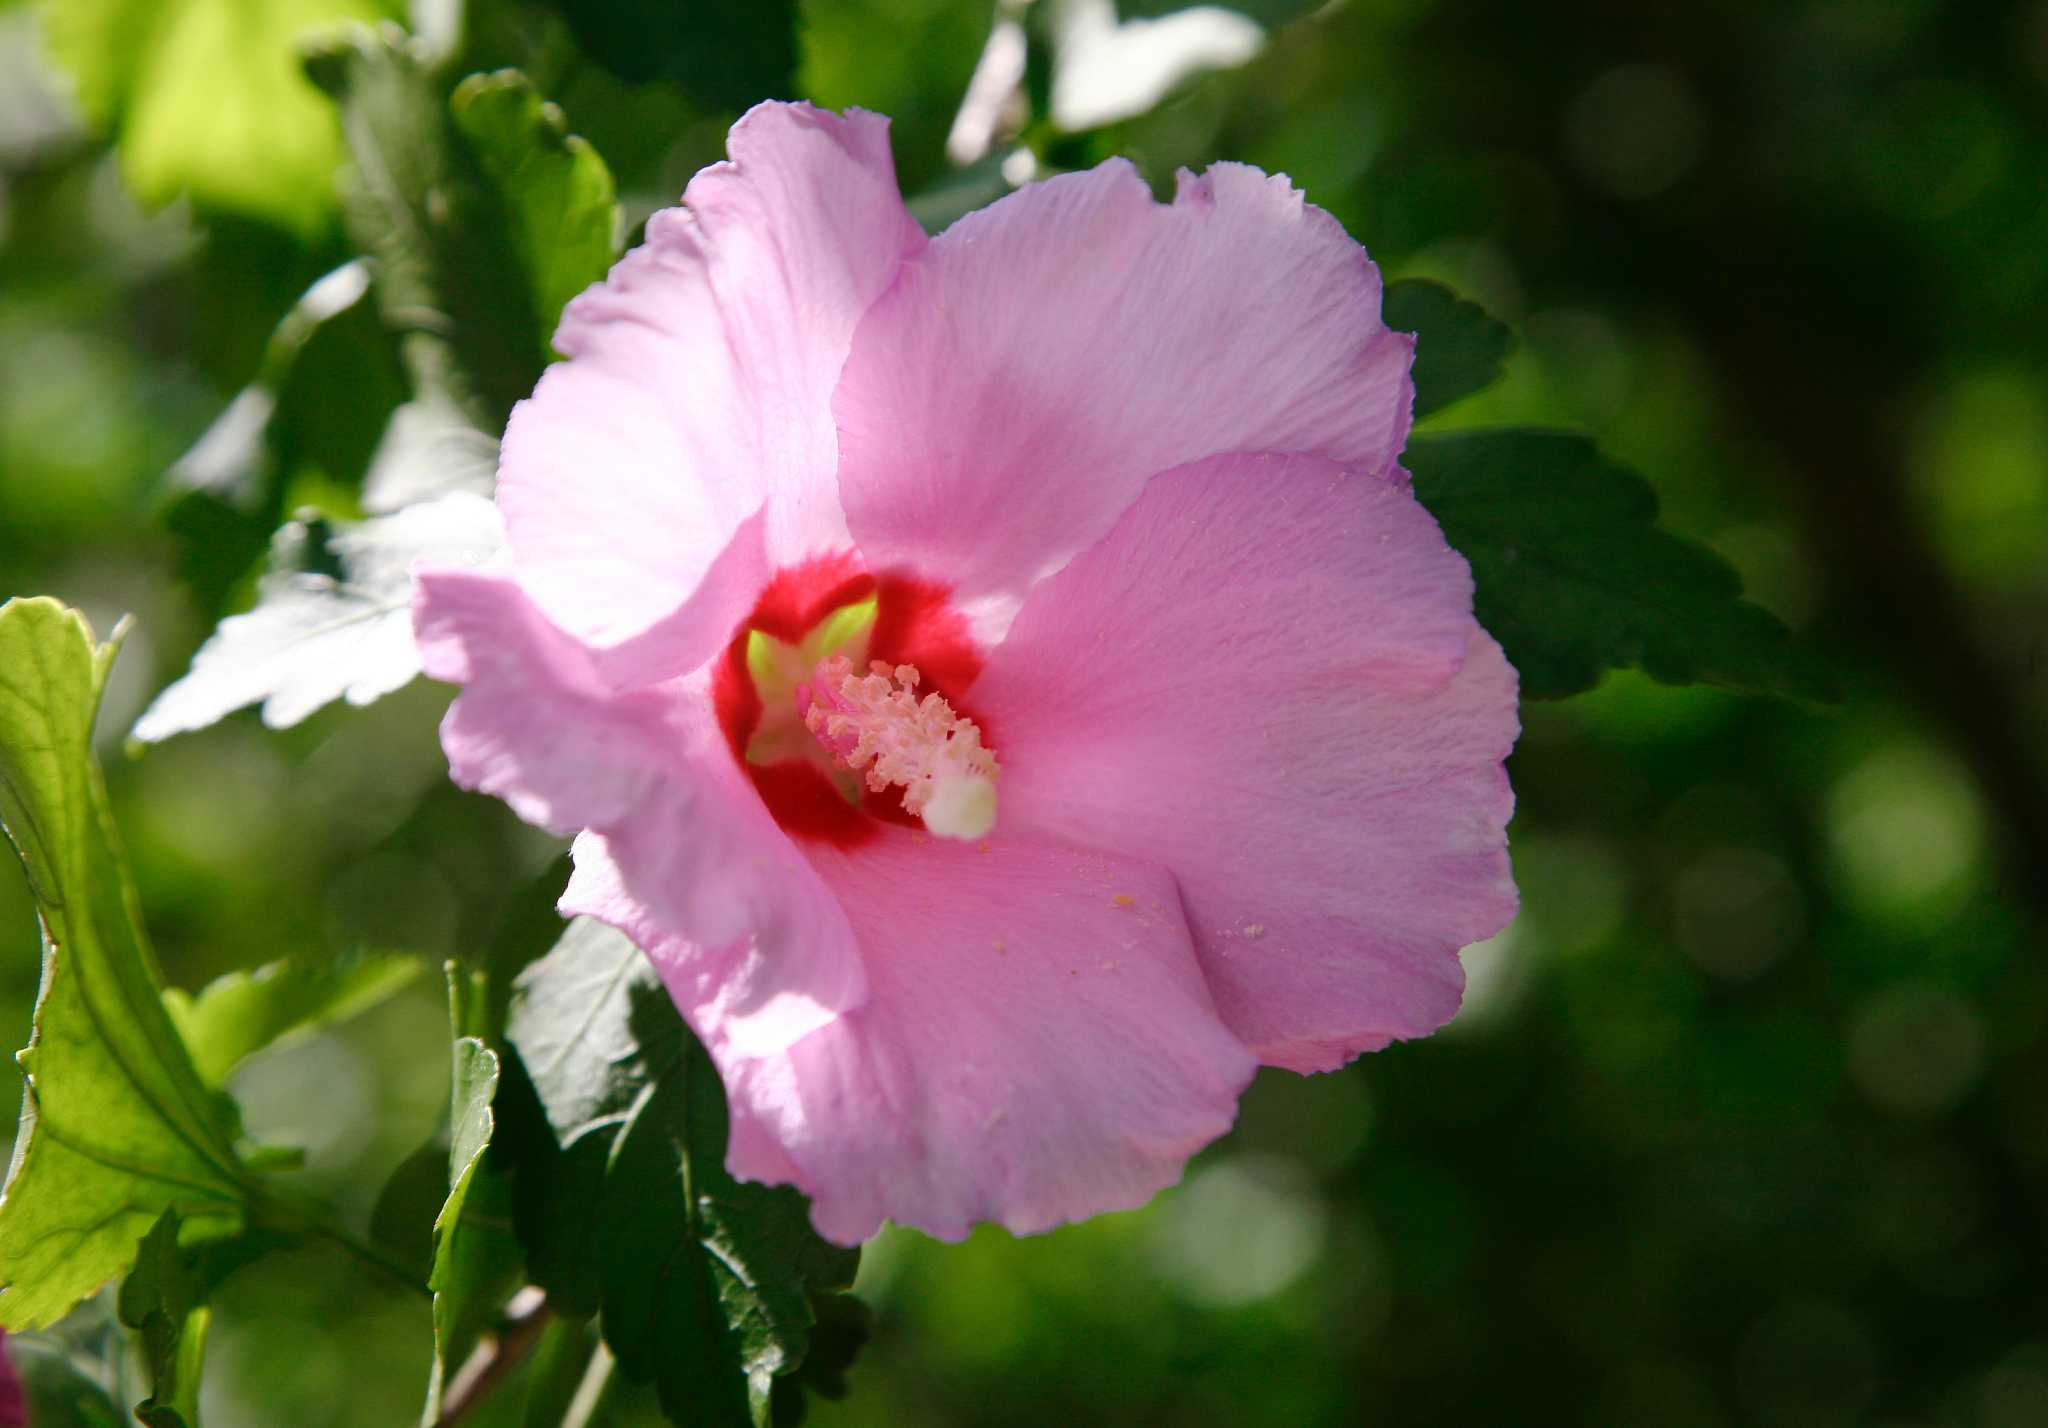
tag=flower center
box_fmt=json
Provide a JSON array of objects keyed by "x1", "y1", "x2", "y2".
[
  {"x1": 799, "y1": 657, "x2": 1000, "y2": 840},
  {"x1": 710, "y1": 554, "x2": 993, "y2": 847}
]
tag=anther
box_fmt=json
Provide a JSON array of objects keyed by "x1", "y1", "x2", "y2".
[{"x1": 798, "y1": 656, "x2": 1000, "y2": 840}]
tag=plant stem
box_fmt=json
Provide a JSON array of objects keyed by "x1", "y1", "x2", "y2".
[
  {"x1": 560, "y1": 1341, "x2": 617, "y2": 1428},
  {"x1": 311, "y1": 1218, "x2": 431, "y2": 1298},
  {"x1": 250, "y1": 1184, "x2": 432, "y2": 1297},
  {"x1": 436, "y1": 1288, "x2": 553, "y2": 1427}
]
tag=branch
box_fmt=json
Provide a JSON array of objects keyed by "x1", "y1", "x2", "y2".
[{"x1": 435, "y1": 1287, "x2": 553, "y2": 1427}]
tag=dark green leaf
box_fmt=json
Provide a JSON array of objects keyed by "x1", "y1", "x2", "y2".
[
  {"x1": 502, "y1": 921, "x2": 863, "y2": 1428},
  {"x1": 116, "y1": 1212, "x2": 209, "y2": 1428},
  {"x1": 157, "y1": 260, "x2": 410, "y2": 616},
  {"x1": 1112, "y1": 0, "x2": 1323, "y2": 26},
  {"x1": 164, "y1": 262, "x2": 377, "y2": 514},
  {"x1": 506, "y1": 920, "x2": 670, "y2": 1146},
  {"x1": 367, "y1": 1137, "x2": 450, "y2": 1283},
  {"x1": 475, "y1": 855, "x2": 574, "y2": 1044},
  {"x1": 769, "y1": 1292, "x2": 870, "y2": 1427},
  {"x1": 0, "y1": 599, "x2": 254, "y2": 1331},
  {"x1": 421, "y1": 972, "x2": 522, "y2": 1424},
  {"x1": 535, "y1": 0, "x2": 797, "y2": 111},
  {"x1": 303, "y1": 26, "x2": 545, "y2": 433},
  {"x1": 598, "y1": 1073, "x2": 754, "y2": 1427},
  {"x1": 1407, "y1": 430, "x2": 1831, "y2": 701},
  {"x1": 450, "y1": 70, "x2": 620, "y2": 363},
  {"x1": 1384, "y1": 279, "x2": 1516, "y2": 420},
  {"x1": 162, "y1": 954, "x2": 422, "y2": 1087}
]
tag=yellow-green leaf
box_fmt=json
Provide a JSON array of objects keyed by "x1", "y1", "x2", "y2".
[
  {"x1": 39, "y1": 0, "x2": 397, "y2": 233},
  {"x1": 162, "y1": 954, "x2": 422, "y2": 1088},
  {"x1": 0, "y1": 598, "x2": 252, "y2": 1331}
]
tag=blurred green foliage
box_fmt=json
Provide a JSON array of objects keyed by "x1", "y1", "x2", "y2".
[
  {"x1": 3, "y1": 0, "x2": 2046, "y2": 1424},
  {"x1": 41, "y1": 0, "x2": 402, "y2": 233}
]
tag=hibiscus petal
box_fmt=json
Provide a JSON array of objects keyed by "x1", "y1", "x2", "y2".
[
  {"x1": 498, "y1": 101, "x2": 927, "y2": 660},
  {"x1": 649, "y1": 831, "x2": 1257, "y2": 1244},
  {"x1": 835, "y1": 159, "x2": 1413, "y2": 639},
  {"x1": 974, "y1": 451, "x2": 1519, "y2": 1074},
  {"x1": 416, "y1": 566, "x2": 866, "y2": 1051},
  {"x1": 415, "y1": 567, "x2": 673, "y2": 834},
  {"x1": 562, "y1": 819, "x2": 862, "y2": 1059}
]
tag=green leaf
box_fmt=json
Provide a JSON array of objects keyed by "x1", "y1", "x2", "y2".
[
  {"x1": 163, "y1": 262, "x2": 377, "y2": 515},
  {"x1": 366, "y1": 1137, "x2": 451, "y2": 1282},
  {"x1": 130, "y1": 491, "x2": 503, "y2": 743},
  {"x1": 598, "y1": 1074, "x2": 755, "y2": 1427},
  {"x1": 504, "y1": 920, "x2": 667, "y2": 1148},
  {"x1": 162, "y1": 954, "x2": 423, "y2": 1087},
  {"x1": 1113, "y1": 0, "x2": 1324, "y2": 26},
  {"x1": 422, "y1": 971, "x2": 522, "y2": 1424},
  {"x1": 450, "y1": 70, "x2": 620, "y2": 364},
  {"x1": 303, "y1": 31, "x2": 563, "y2": 433},
  {"x1": 38, "y1": 0, "x2": 398, "y2": 233},
  {"x1": 0, "y1": 599, "x2": 254, "y2": 1332},
  {"x1": 116, "y1": 1212, "x2": 209, "y2": 1428},
  {"x1": 906, "y1": 154, "x2": 1018, "y2": 237},
  {"x1": 502, "y1": 921, "x2": 863, "y2": 1428},
  {"x1": 138, "y1": 43, "x2": 613, "y2": 746},
  {"x1": 158, "y1": 261, "x2": 410, "y2": 620},
  {"x1": 1406, "y1": 430, "x2": 1831, "y2": 701},
  {"x1": 533, "y1": 0, "x2": 798, "y2": 112},
  {"x1": 1383, "y1": 279, "x2": 1516, "y2": 421},
  {"x1": 769, "y1": 1290, "x2": 871, "y2": 1425}
]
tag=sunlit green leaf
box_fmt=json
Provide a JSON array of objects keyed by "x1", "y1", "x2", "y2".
[
  {"x1": 450, "y1": 70, "x2": 620, "y2": 363},
  {"x1": 0, "y1": 599, "x2": 254, "y2": 1332},
  {"x1": 421, "y1": 971, "x2": 522, "y2": 1425},
  {"x1": 161, "y1": 954, "x2": 423, "y2": 1088},
  {"x1": 39, "y1": 0, "x2": 398, "y2": 233},
  {"x1": 502, "y1": 920, "x2": 862, "y2": 1428},
  {"x1": 1408, "y1": 430, "x2": 1831, "y2": 701},
  {"x1": 1384, "y1": 279, "x2": 1516, "y2": 421},
  {"x1": 130, "y1": 492, "x2": 503, "y2": 743}
]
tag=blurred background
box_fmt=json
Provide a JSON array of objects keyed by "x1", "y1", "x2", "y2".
[{"x1": 3, "y1": 0, "x2": 2047, "y2": 1424}]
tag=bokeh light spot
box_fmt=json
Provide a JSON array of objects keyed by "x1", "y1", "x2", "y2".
[
  {"x1": 1148, "y1": 1155, "x2": 1329, "y2": 1308},
  {"x1": 1826, "y1": 741, "x2": 1986, "y2": 922},
  {"x1": 1847, "y1": 980, "x2": 1986, "y2": 1116}
]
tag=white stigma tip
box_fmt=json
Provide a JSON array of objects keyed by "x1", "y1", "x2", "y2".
[{"x1": 922, "y1": 772, "x2": 999, "y2": 841}]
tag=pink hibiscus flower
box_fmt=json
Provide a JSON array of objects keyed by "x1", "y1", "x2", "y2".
[{"x1": 414, "y1": 102, "x2": 1517, "y2": 1244}]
